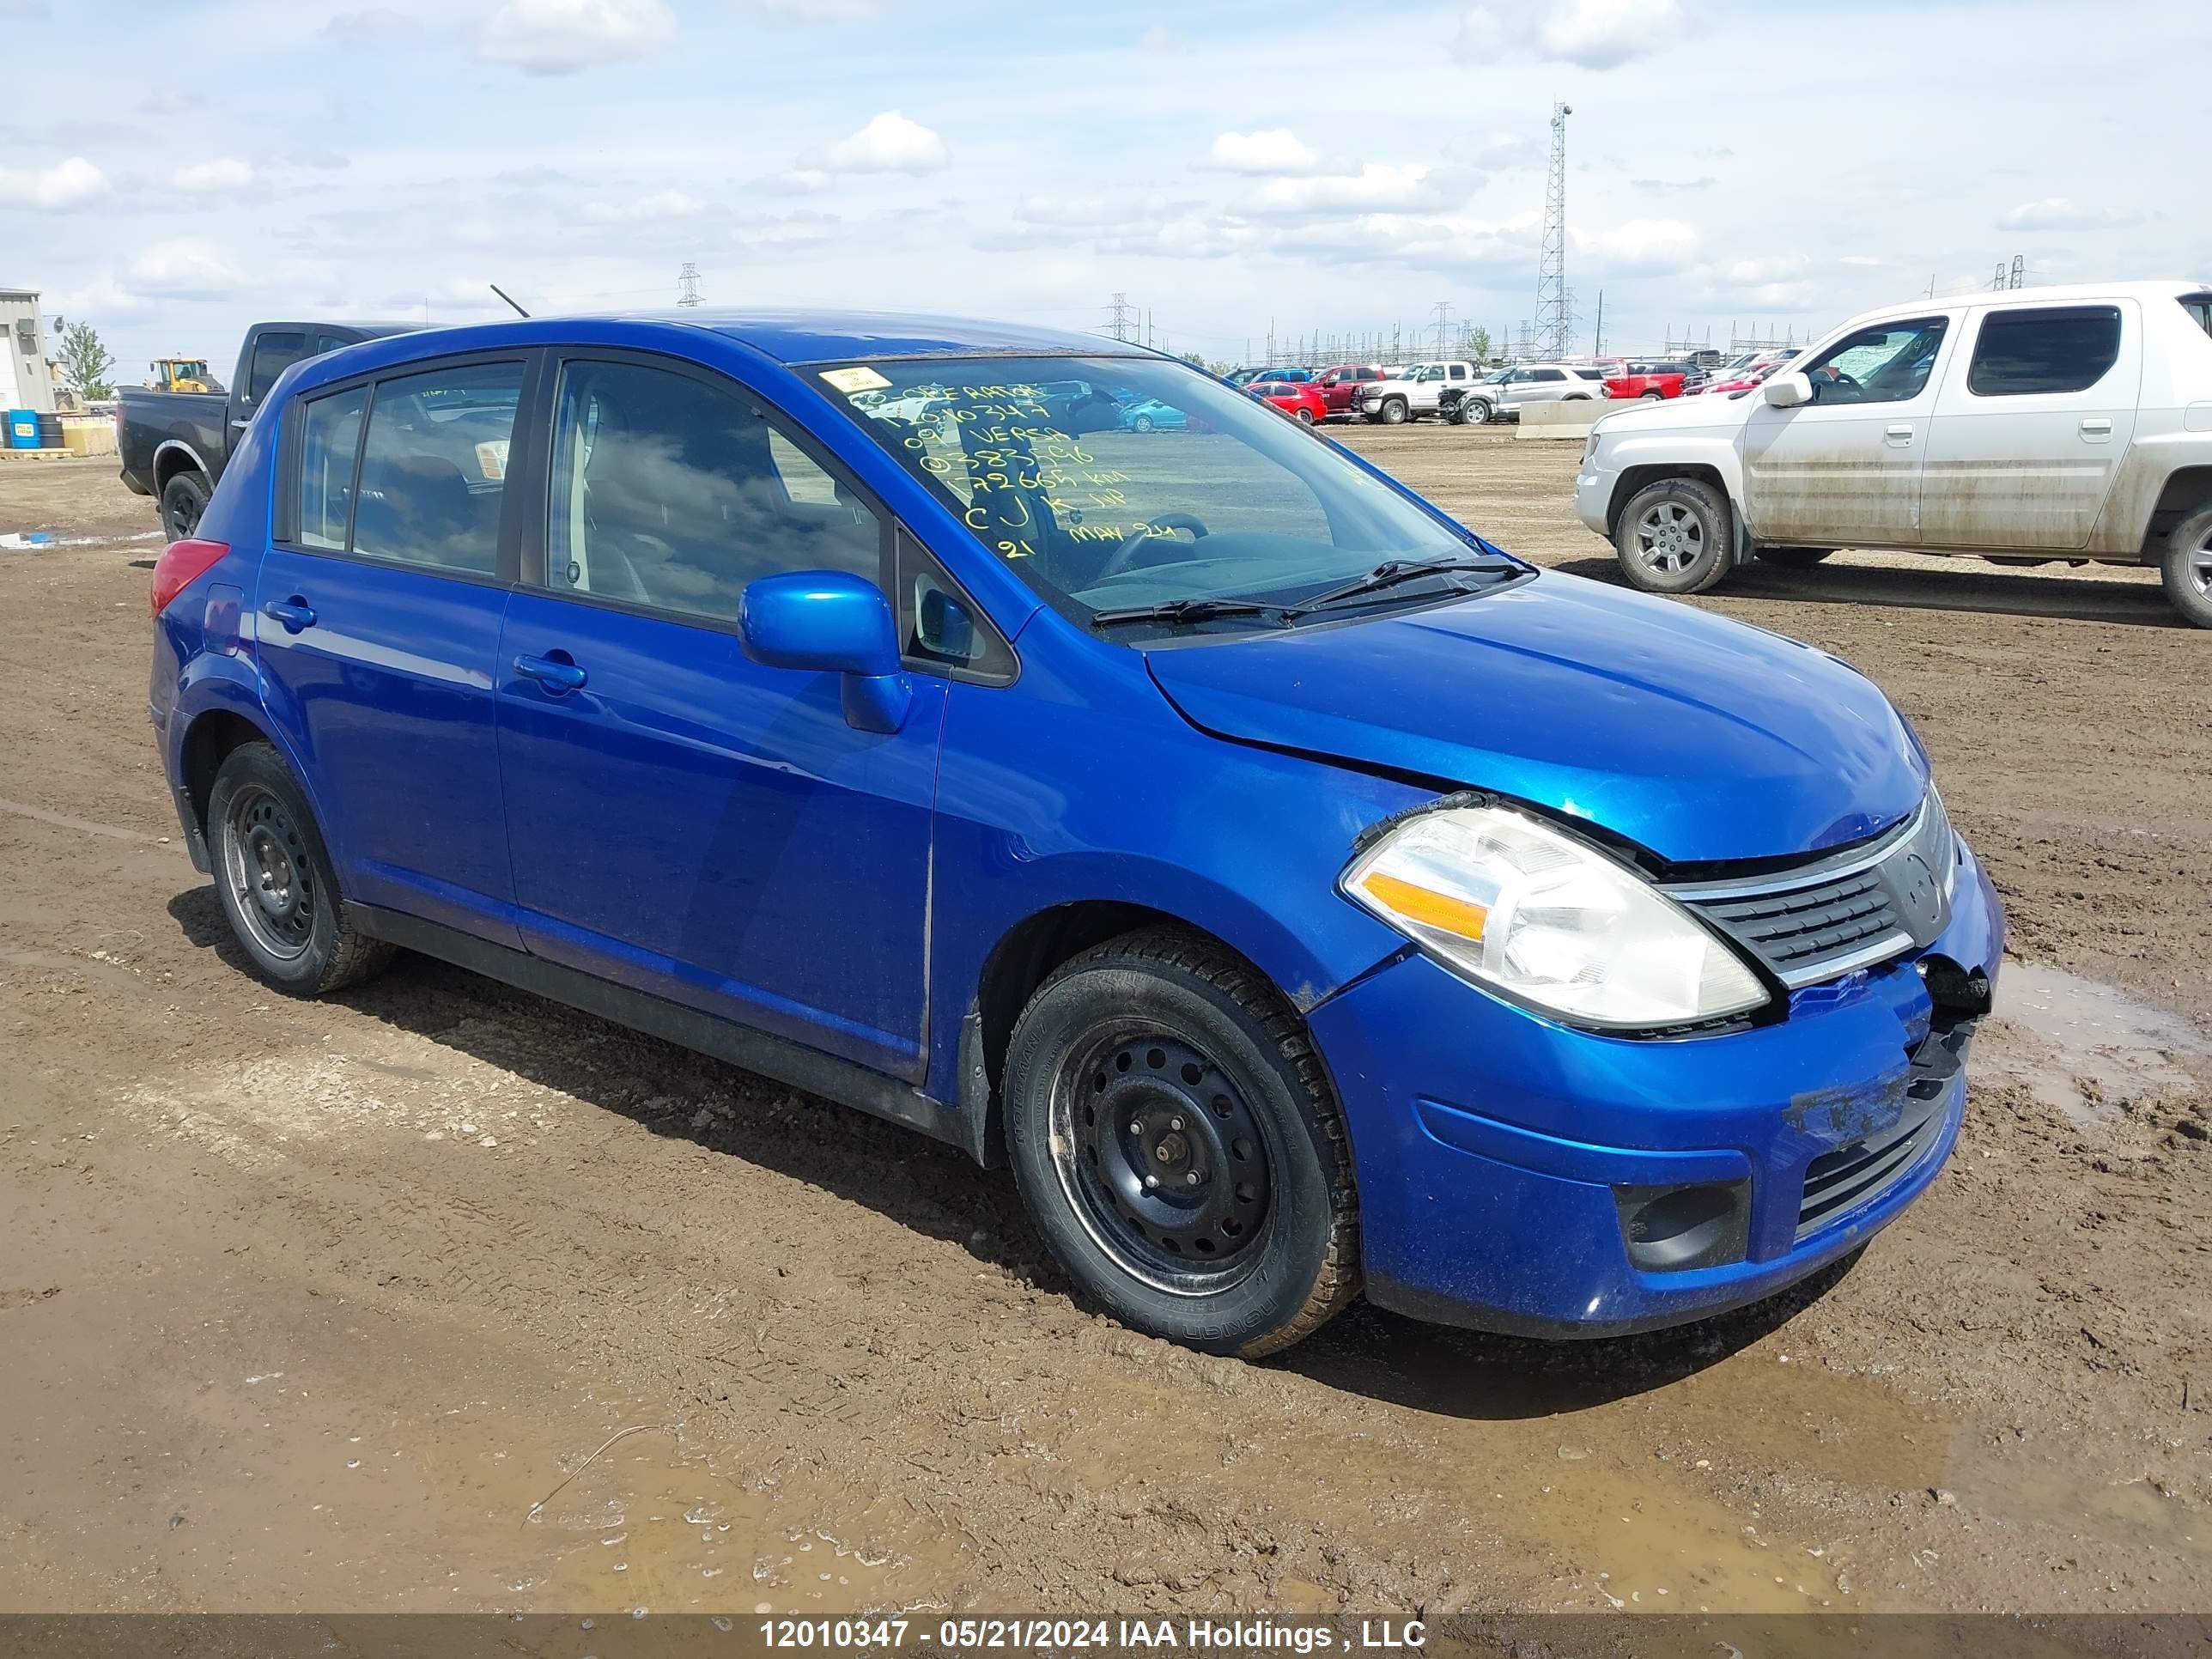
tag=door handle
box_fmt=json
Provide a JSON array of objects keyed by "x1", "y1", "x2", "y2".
[
  {"x1": 260, "y1": 598, "x2": 316, "y2": 633},
  {"x1": 514, "y1": 653, "x2": 587, "y2": 694},
  {"x1": 229, "y1": 417, "x2": 252, "y2": 431},
  {"x1": 1885, "y1": 422, "x2": 1914, "y2": 438},
  {"x1": 2080, "y1": 416, "x2": 2112, "y2": 434}
]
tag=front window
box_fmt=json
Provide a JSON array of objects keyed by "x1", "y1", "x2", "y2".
[
  {"x1": 1801, "y1": 317, "x2": 1949, "y2": 404},
  {"x1": 818, "y1": 355, "x2": 1503, "y2": 637}
]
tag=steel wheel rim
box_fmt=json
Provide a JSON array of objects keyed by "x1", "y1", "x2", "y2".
[
  {"x1": 1048, "y1": 1023, "x2": 1275, "y2": 1297},
  {"x1": 222, "y1": 784, "x2": 315, "y2": 961},
  {"x1": 1635, "y1": 501, "x2": 1705, "y2": 574}
]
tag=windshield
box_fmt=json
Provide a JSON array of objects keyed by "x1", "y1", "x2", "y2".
[{"x1": 819, "y1": 354, "x2": 1495, "y2": 635}]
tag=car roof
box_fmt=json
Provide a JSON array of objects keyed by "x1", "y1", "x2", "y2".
[
  {"x1": 660, "y1": 307, "x2": 1148, "y2": 364},
  {"x1": 1841, "y1": 279, "x2": 2211, "y2": 331}
]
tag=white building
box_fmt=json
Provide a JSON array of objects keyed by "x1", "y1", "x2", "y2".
[{"x1": 0, "y1": 287, "x2": 58, "y2": 415}]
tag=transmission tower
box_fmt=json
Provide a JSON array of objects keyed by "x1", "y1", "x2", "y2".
[
  {"x1": 2008, "y1": 253, "x2": 2026, "y2": 289},
  {"x1": 677, "y1": 261, "x2": 702, "y2": 307},
  {"x1": 1535, "y1": 101, "x2": 1572, "y2": 359},
  {"x1": 1106, "y1": 293, "x2": 1137, "y2": 343},
  {"x1": 1429, "y1": 300, "x2": 1455, "y2": 357}
]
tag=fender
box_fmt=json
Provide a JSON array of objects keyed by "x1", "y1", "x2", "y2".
[
  {"x1": 1599, "y1": 425, "x2": 1752, "y2": 539},
  {"x1": 151, "y1": 437, "x2": 215, "y2": 489}
]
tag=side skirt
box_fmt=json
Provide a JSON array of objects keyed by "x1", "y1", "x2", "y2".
[{"x1": 343, "y1": 901, "x2": 983, "y2": 1162}]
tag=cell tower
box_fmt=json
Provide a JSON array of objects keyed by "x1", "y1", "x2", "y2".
[
  {"x1": 1106, "y1": 293, "x2": 1137, "y2": 343},
  {"x1": 1535, "y1": 101, "x2": 1572, "y2": 359},
  {"x1": 677, "y1": 261, "x2": 702, "y2": 307}
]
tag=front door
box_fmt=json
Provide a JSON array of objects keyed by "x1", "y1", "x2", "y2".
[
  {"x1": 1741, "y1": 313, "x2": 1955, "y2": 547},
  {"x1": 494, "y1": 352, "x2": 943, "y2": 1080},
  {"x1": 1920, "y1": 301, "x2": 2142, "y2": 550},
  {"x1": 255, "y1": 355, "x2": 532, "y2": 945}
]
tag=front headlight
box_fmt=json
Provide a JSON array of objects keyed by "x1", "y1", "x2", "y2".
[{"x1": 1341, "y1": 803, "x2": 1770, "y2": 1029}]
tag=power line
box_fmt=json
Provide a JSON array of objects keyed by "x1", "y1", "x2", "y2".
[{"x1": 677, "y1": 262, "x2": 702, "y2": 307}]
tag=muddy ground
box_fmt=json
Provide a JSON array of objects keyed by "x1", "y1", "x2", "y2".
[{"x1": 2, "y1": 436, "x2": 2208, "y2": 1621}]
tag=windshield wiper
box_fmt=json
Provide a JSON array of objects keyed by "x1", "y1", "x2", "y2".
[
  {"x1": 1289, "y1": 556, "x2": 1520, "y2": 616},
  {"x1": 1089, "y1": 597, "x2": 1289, "y2": 629}
]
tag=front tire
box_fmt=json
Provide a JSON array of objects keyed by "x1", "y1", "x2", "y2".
[
  {"x1": 208, "y1": 742, "x2": 393, "y2": 995},
  {"x1": 1003, "y1": 930, "x2": 1359, "y2": 1358},
  {"x1": 1295, "y1": 407, "x2": 1314, "y2": 424},
  {"x1": 160, "y1": 471, "x2": 212, "y2": 541},
  {"x1": 2160, "y1": 504, "x2": 2212, "y2": 629},
  {"x1": 1376, "y1": 397, "x2": 1408, "y2": 426},
  {"x1": 1614, "y1": 477, "x2": 1733, "y2": 595},
  {"x1": 1463, "y1": 398, "x2": 1493, "y2": 426},
  {"x1": 1131, "y1": 414, "x2": 1155, "y2": 434}
]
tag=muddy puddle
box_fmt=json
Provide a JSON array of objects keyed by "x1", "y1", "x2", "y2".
[{"x1": 1990, "y1": 962, "x2": 2212, "y2": 1119}]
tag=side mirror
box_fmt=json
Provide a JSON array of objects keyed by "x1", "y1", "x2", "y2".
[
  {"x1": 1764, "y1": 372, "x2": 1814, "y2": 409},
  {"x1": 738, "y1": 569, "x2": 912, "y2": 734}
]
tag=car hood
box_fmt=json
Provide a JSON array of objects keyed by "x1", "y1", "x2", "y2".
[
  {"x1": 1142, "y1": 572, "x2": 1927, "y2": 866},
  {"x1": 1594, "y1": 390, "x2": 1754, "y2": 436}
]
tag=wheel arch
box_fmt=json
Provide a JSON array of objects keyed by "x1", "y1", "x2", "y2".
[
  {"x1": 152, "y1": 438, "x2": 214, "y2": 494},
  {"x1": 1605, "y1": 459, "x2": 1739, "y2": 542},
  {"x1": 2141, "y1": 466, "x2": 2212, "y2": 561}
]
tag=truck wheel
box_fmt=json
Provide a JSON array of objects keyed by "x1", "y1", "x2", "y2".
[
  {"x1": 1615, "y1": 477, "x2": 1732, "y2": 595},
  {"x1": 207, "y1": 742, "x2": 394, "y2": 996},
  {"x1": 1376, "y1": 397, "x2": 1408, "y2": 425},
  {"x1": 1756, "y1": 547, "x2": 1833, "y2": 568},
  {"x1": 161, "y1": 471, "x2": 212, "y2": 541},
  {"x1": 2161, "y1": 504, "x2": 2212, "y2": 629},
  {"x1": 1002, "y1": 928, "x2": 1360, "y2": 1358}
]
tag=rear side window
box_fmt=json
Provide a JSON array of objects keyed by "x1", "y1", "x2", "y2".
[
  {"x1": 1966, "y1": 306, "x2": 2122, "y2": 396},
  {"x1": 325, "y1": 361, "x2": 525, "y2": 574},
  {"x1": 2179, "y1": 295, "x2": 2211, "y2": 341},
  {"x1": 247, "y1": 331, "x2": 309, "y2": 402},
  {"x1": 544, "y1": 358, "x2": 883, "y2": 623},
  {"x1": 295, "y1": 385, "x2": 367, "y2": 550}
]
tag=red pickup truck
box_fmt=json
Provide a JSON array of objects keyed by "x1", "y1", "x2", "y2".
[
  {"x1": 1313, "y1": 362, "x2": 1387, "y2": 420},
  {"x1": 1601, "y1": 360, "x2": 1696, "y2": 401}
]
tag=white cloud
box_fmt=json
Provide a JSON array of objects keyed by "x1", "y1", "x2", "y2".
[
  {"x1": 127, "y1": 240, "x2": 244, "y2": 301},
  {"x1": 173, "y1": 158, "x2": 256, "y2": 194},
  {"x1": 0, "y1": 155, "x2": 109, "y2": 209},
  {"x1": 1255, "y1": 162, "x2": 1437, "y2": 216},
  {"x1": 581, "y1": 188, "x2": 705, "y2": 222},
  {"x1": 1455, "y1": 0, "x2": 1685, "y2": 70},
  {"x1": 1579, "y1": 217, "x2": 1699, "y2": 272},
  {"x1": 736, "y1": 0, "x2": 880, "y2": 15},
  {"x1": 1996, "y1": 197, "x2": 2139, "y2": 233},
  {"x1": 480, "y1": 0, "x2": 673, "y2": 74},
  {"x1": 1205, "y1": 129, "x2": 1322, "y2": 176},
  {"x1": 819, "y1": 110, "x2": 948, "y2": 174}
]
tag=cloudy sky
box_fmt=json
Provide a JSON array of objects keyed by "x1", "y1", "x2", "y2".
[{"x1": 3, "y1": 0, "x2": 2205, "y2": 377}]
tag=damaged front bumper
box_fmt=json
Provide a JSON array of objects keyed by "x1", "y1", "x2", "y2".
[{"x1": 1305, "y1": 836, "x2": 2005, "y2": 1337}]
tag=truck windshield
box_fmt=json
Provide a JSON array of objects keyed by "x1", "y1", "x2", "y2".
[{"x1": 818, "y1": 355, "x2": 1500, "y2": 633}]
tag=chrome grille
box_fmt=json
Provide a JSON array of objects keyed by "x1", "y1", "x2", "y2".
[{"x1": 1668, "y1": 794, "x2": 1956, "y2": 989}]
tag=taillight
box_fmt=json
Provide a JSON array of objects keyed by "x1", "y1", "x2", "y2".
[{"x1": 150, "y1": 538, "x2": 230, "y2": 617}]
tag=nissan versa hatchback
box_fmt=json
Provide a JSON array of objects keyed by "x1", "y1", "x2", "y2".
[{"x1": 149, "y1": 312, "x2": 2004, "y2": 1357}]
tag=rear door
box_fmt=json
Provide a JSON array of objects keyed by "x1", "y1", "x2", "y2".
[
  {"x1": 256, "y1": 353, "x2": 535, "y2": 944},
  {"x1": 493, "y1": 350, "x2": 945, "y2": 1079},
  {"x1": 1742, "y1": 313, "x2": 1956, "y2": 546},
  {"x1": 1919, "y1": 300, "x2": 2141, "y2": 550}
]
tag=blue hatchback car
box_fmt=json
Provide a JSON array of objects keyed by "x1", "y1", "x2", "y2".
[{"x1": 149, "y1": 311, "x2": 2002, "y2": 1356}]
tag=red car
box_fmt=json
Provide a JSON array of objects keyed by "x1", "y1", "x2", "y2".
[
  {"x1": 1601, "y1": 359, "x2": 1694, "y2": 401},
  {"x1": 1249, "y1": 380, "x2": 1328, "y2": 424},
  {"x1": 1312, "y1": 362, "x2": 1388, "y2": 420},
  {"x1": 1699, "y1": 349, "x2": 1800, "y2": 397}
]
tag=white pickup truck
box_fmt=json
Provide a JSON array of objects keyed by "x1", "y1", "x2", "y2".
[{"x1": 1574, "y1": 281, "x2": 2212, "y2": 626}]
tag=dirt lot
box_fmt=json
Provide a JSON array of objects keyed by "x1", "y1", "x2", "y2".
[{"x1": 3, "y1": 436, "x2": 2208, "y2": 1621}]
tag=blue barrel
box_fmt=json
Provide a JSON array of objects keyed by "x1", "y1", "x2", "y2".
[{"x1": 5, "y1": 409, "x2": 40, "y2": 449}]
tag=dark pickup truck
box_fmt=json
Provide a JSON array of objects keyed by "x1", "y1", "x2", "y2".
[{"x1": 120, "y1": 320, "x2": 413, "y2": 538}]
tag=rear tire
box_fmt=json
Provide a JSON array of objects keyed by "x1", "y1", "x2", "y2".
[
  {"x1": 1614, "y1": 477, "x2": 1733, "y2": 595},
  {"x1": 1296, "y1": 407, "x2": 1314, "y2": 424},
  {"x1": 160, "y1": 471, "x2": 212, "y2": 541},
  {"x1": 1003, "y1": 929, "x2": 1360, "y2": 1358},
  {"x1": 2160, "y1": 504, "x2": 2212, "y2": 629},
  {"x1": 207, "y1": 742, "x2": 394, "y2": 996},
  {"x1": 1639, "y1": 390, "x2": 1664, "y2": 400},
  {"x1": 1756, "y1": 547, "x2": 1834, "y2": 568}
]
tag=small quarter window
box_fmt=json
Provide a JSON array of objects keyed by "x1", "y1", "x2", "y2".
[
  {"x1": 1966, "y1": 306, "x2": 2122, "y2": 397},
  {"x1": 295, "y1": 385, "x2": 367, "y2": 550}
]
